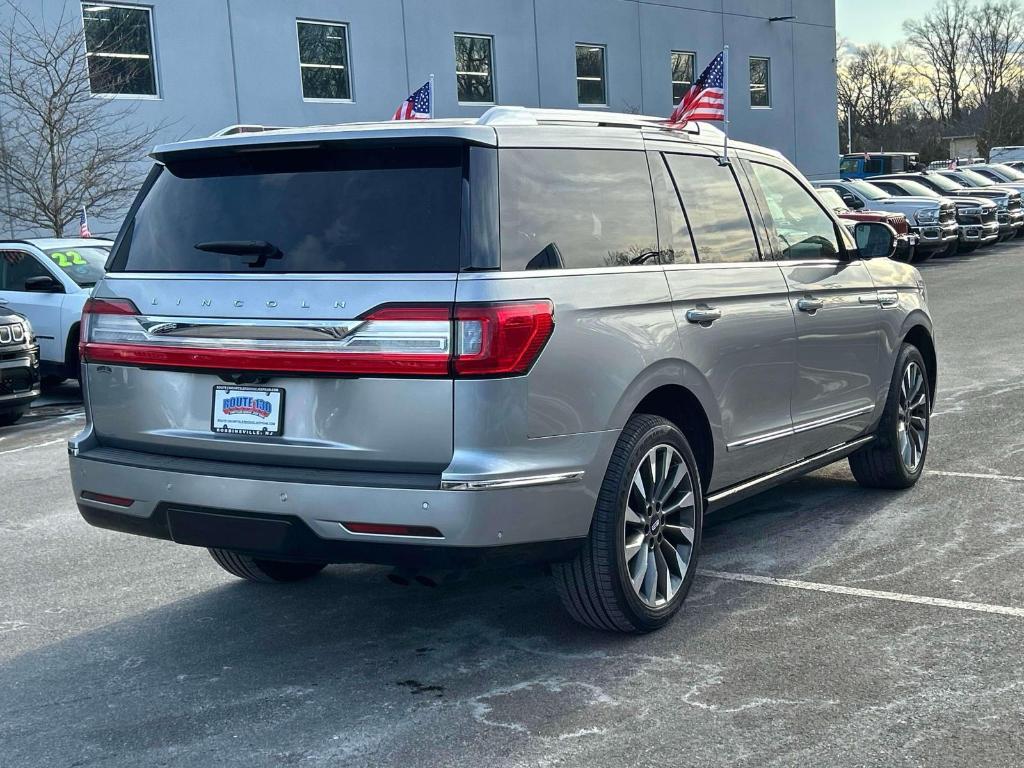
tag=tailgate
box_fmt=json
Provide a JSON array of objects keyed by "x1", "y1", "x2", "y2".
[
  {"x1": 81, "y1": 142, "x2": 472, "y2": 473},
  {"x1": 84, "y1": 276, "x2": 456, "y2": 472}
]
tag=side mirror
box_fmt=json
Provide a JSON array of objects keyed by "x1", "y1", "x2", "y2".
[
  {"x1": 843, "y1": 194, "x2": 864, "y2": 209},
  {"x1": 853, "y1": 221, "x2": 896, "y2": 260},
  {"x1": 24, "y1": 274, "x2": 64, "y2": 293}
]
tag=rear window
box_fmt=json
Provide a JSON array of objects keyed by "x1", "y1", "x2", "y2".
[{"x1": 114, "y1": 146, "x2": 464, "y2": 273}]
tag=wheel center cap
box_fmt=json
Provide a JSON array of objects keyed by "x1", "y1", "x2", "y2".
[{"x1": 650, "y1": 516, "x2": 662, "y2": 535}]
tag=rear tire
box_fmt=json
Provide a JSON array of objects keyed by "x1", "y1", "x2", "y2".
[
  {"x1": 911, "y1": 248, "x2": 933, "y2": 263},
  {"x1": 850, "y1": 344, "x2": 931, "y2": 489},
  {"x1": 208, "y1": 549, "x2": 327, "y2": 583},
  {"x1": 553, "y1": 414, "x2": 703, "y2": 633},
  {"x1": 0, "y1": 409, "x2": 26, "y2": 427}
]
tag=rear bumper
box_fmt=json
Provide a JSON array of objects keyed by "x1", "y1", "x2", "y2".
[
  {"x1": 68, "y1": 431, "x2": 614, "y2": 562},
  {"x1": 77, "y1": 502, "x2": 584, "y2": 568}
]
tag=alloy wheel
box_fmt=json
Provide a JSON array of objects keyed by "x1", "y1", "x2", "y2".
[
  {"x1": 622, "y1": 444, "x2": 696, "y2": 608},
  {"x1": 897, "y1": 361, "x2": 929, "y2": 472}
]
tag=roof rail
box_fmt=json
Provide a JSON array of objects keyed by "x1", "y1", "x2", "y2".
[
  {"x1": 476, "y1": 105, "x2": 715, "y2": 136},
  {"x1": 208, "y1": 124, "x2": 287, "y2": 138}
]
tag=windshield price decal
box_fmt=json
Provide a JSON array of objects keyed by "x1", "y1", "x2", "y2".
[{"x1": 48, "y1": 250, "x2": 88, "y2": 268}]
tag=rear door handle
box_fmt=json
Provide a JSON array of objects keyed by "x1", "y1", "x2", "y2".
[
  {"x1": 685, "y1": 307, "x2": 722, "y2": 325},
  {"x1": 0, "y1": 298, "x2": 8, "y2": 305},
  {"x1": 796, "y1": 297, "x2": 824, "y2": 313},
  {"x1": 878, "y1": 291, "x2": 899, "y2": 307}
]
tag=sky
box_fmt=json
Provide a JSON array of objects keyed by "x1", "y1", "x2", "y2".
[{"x1": 836, "y1": 0, "x2": 980, "y2": 47}]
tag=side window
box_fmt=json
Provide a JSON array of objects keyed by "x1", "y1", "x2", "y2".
[
  {"x1": 875, "y1": 182, "x2": 904, "y2": 196},
  {"x1": 498, "y1": 149, "x2": 658, "y2": 271},
  {"x1": 664, "y1": 153, "x2": 760, "y2": 263},
  {"x1": 749, "y1": 162, "x2": 840, "y2": 261},
  {"x1": 0, "y1": 251, "x2": 49, "y2": 291},
  {"x1": 648, "y1": 152, "x2": 695, "y2": 265}
]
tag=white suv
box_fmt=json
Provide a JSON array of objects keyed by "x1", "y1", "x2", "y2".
[{"x1": 0, "y1": 238, "x2": 110, "y2": 382}]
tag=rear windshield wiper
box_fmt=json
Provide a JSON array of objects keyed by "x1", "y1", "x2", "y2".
[{"x1": 194, "y1": 240, "x2": 283, "y2": 268}]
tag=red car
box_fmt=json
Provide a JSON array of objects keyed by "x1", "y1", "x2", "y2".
[{"x1": 816, "y1": 187, "x2": 917, "y2": 262}]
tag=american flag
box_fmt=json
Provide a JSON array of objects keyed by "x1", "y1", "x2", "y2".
[
  {"x1": 667, "y1": 51, "x2": 726, "y2": 125},
  {"x1": 392, "y1": 80, "x2": 432, "y2": 121},
  {"x1": 79, "y1": 207, "x2": 92, "y2": 238}
]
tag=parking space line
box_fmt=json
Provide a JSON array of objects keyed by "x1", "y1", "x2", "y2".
[
  {"x1": 927, "y1": 470, "x2": 1024, "y2": 483},
  {"x1": 699, "y1": 570, "x2": 1024, "y2": 618},
  {"x1": 0, "y1": 439, "x2": 65, "y2": 456}
]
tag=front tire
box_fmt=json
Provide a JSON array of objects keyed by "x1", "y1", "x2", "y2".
[
  {"x1": 850, "y1": 344, "x2": 931, "y2": 489},
  {"x1": 553, "y1": 414, "x2": 703, "y2": 633},
  {"x1": 208, "y1": 549, "x2": 327, "y2": 583}
]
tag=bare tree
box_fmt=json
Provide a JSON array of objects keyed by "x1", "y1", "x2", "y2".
[
  {"x1": 904, "y1": 0, "x2": 973, "y2": 123},
  {"x1": 0, "y1": 2, "x2": 163, "y2": 236},
  {"x1": 964, "y1": 1, "x2": 1024, "y2": 153},
  {"x1": 838, "y1": 44, "x2": 913, "y2": 133}
]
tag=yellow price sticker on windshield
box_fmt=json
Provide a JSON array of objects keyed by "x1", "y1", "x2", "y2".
[{"x1": 48, "y1": 250, "x2": 87, "y2": 268}]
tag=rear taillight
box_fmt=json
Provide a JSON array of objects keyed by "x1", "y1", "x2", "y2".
[
  {"x1": 79, "y1": 298, "x2": 553, "y2": 378},
  {"x1": 454, "y1": 301, "x2": 555, "y2": 377}
]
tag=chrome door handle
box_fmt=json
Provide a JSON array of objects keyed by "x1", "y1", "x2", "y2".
[
  {"x1": 685, "y1": 307, "x2": 722, "y2": 325},
  {"x1": 878, "y1": 291, "x2": 899, "y2": 307},
  {"x1": 0, "y1": 298, "x2": 8, "y2": 305},
  {"x1": 796, "y1": 297, "x2": 824, "y2": 313}
]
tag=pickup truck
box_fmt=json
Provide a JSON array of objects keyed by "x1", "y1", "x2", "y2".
[
  {"x1": 815, "y1": 187, "x2": 918, "y2": 262},
  {"x1": 814, "y1": 179, "x2": 956, "y2": 261},
  {"x1": 839, "y1": 152, "x2": 921, "y2": 179}
]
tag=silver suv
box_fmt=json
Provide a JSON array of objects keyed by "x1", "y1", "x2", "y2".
[{"x1": 70, "y1": 108, "x2": 936, "y2": 633}]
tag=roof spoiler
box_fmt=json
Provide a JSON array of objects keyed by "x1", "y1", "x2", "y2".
[{"x1": 208, "y1": 124, "x2": 288, "y2": 138}]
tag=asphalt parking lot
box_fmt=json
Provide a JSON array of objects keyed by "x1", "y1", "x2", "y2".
[{"x1": 2, "y1": 245, "x2": 1024, "y2": 767}]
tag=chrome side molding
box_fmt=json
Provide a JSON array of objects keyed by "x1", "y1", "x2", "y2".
[
  {"x1": 707, "y1": 435, "x2": 875, "y2": 512},
  {"x1": 441, "y1": 471, "x2": 584, "y2": 491}
]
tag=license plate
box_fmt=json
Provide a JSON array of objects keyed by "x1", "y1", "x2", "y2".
[{"x1": 211, "y1": 386, "x2": 284, "y2": 436}]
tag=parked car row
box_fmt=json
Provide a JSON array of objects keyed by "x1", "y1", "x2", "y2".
[{"x1": 815, "y1": 164, "x2": 1024, "y2": 262}]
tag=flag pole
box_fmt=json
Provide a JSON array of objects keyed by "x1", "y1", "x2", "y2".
[
  {"x1": 722, "y1": 45, "x2": 730, "y2": 164},
  {"x1": 429, "y1": 73, "x2": 435, "y2": 118}
]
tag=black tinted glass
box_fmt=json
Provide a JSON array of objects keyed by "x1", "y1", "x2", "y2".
[
  {"x1": 0, "y1": 252, "x2": 49, "y2": 290},
  {"x1": 455, "y1": 36, "x2": 494, "y2": 103},
  {"x1": 82, "y1": 3, "x2": 157, "y2": 96},
  {"x1": 664, "y1": 154, "x2": 759, "y2": 263},
  {"x1": 499, "y1": 149, "x2": 657, "y2": 271},
  {"x1": 117, "y1": 147, "x2": 463, "y2": 273},
  {"x1": 576, "y1": 45, "x2": 606, "y2": 105},
  {"x1": 297, "y1": 22, "x2": 351, "y2": 100}
]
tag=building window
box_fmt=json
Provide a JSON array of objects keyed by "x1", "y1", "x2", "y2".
[
  {"x1": 749, "y1": 56, "x2": 771, "y2": 108},
  {"x1": 454, "y1": 34, "x2": 494, "y2": 104},
  {"x1": 576, "y1": 44, "x2": 606, "y2": 106},
  {"x1": 671, "y1": 51, "x2": 695, "y2": 105},
  {"x1": 81, "y1": 2, "x2": 158, "y2": 97},
  {"x1": 296, "y1": 20, "x2": 352, "y2": 101}
]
